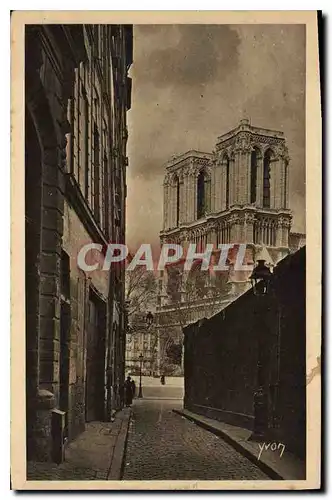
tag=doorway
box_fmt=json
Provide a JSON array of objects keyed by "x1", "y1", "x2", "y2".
[{"x1": 85, "y1": 289, "x2": 106, "y2": 422}]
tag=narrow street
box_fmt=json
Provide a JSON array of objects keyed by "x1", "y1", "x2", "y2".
[
  {"x1": 19, "y1": 19, "x2": 310, "y2": 491},
  {"x1": 122, "y1": 382, "x2": 269, "y2": 481}
]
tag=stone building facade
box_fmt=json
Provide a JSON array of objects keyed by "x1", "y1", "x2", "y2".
[
  {"x1": 25, "y1": 24, "x2": 133, "y2": 462},
  {"x1": 156, "y1": 120, "x2": 305, "y2": 372},
  {"x1": 125, "y1": 312, "x2": 158, "y2": 376}
]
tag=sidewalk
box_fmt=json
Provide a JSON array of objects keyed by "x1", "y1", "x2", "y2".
[
  {"x1": 173, "y1": 408, "x2": 305, "y2": 480},
  {"x1": 27, "y1": 407, "x2": 131, "y2": 481}
]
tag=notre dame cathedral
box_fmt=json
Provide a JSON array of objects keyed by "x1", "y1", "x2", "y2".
[{"x1": 155, "y1": 119, "x2": 305, "y2": 375}]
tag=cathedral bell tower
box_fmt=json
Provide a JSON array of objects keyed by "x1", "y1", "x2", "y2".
[
  {"x1": 156, "y1": 120, "x2": 293, "y2": 374},
  {"x1": 213, "y1": 118, "x2": 292, "y2": 258},
  {"x1": 159, "y1": 119, "x2": 292, "y2": 306}
]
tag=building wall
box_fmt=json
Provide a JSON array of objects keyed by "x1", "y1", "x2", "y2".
[
  {"x1": 62, "y1": 202, "x2": 109, "y2": 440},
  {"x1": 25, "y1": 25, "x2": 82, "y2": 462},
  {"x1": 184, "y1": 246, "x2": 306, "y2": 460},
  {"x1": 25, "y1": 24, "x2": 133, "y2": 462},
  {"x1": 125, "y1": 313, "x2": 158, "y2": 376},
  {"x1": 64, "y1": 23, "x2": 132, "y2": 428}
]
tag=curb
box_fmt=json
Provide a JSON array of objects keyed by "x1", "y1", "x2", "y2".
[
  {"x1": 173, "y1": 409, "x2": 283, "y2": 480},
  {"x1": 108, "y1": 408, "x2": 132, "y2": 480}
]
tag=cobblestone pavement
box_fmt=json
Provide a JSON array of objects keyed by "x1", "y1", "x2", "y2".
[
  {"x1": 136, "y1": 385, "x2": 184, "y2": 399},
  {"x1": 123, "y1": 399, "x2": 270, "y2": 481}
]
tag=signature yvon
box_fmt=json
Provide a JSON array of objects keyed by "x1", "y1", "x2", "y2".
[{"x1": 258, "y1": 442, "x2": 285, "y2": 461}]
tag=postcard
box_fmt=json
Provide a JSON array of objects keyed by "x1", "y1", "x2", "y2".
[{"x1": 11, "y1": 10, "x2": 321, "y2": 490}]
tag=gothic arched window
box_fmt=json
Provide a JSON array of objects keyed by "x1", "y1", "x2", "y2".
[
  {"x1": 197, "y1": 171, "x2": 205, "y2": 219},
  {"x1": 197, "y1": 170, "x2": 211, "y2": 219},
  {"x1": 197, "y1": 170, "x2": 210, "y2": 219},
  {"x1": 250, "y1": 147, "x2": 259, "y2": 204},
  {"x1": 204, "y1": 174, "x2": 211, "y2": 213},
  {"x1": 223, "y1": 155, "x2": 230, "y2": 209},
  {"x1": 284, "y1": 161, "x2": 288, "y2": 208},
  {"x1": 175, "y1": 175, "x2": 180, "y2": 226},
  {"x1": 263, "y1": 149, "x2": 273, "y2": 208}
]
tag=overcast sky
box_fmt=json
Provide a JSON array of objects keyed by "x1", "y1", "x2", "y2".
[{"x1": 126, "y1": 24, "x2": 305, "y2": 251}]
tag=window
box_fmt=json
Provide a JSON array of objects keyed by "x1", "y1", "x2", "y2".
[
  {"x1": 93, "y1": 123, "x2": 100, "y2": 222},
  {"x1": 204, "y1": 174, "x2": 211, "y2": 212},
  {"x1": 175, "y1": 175, "x2": 180, "y2": 226},
  {"x1": 82, "y1": 90, "x2": 89, "y2": 200},
  {"x1": 263, "y1": 149, "x2": 273, "y2": 208},
  {"x1": 73, "y1": 62, "x2": 91, "y2": 202},
  {"x1": 103, "y1": 154, "x2": 109, "y2": 238},
  {"x1": 223, "y1": 155, "x2": 230, "y2": 209},
  {"x1": 103, "y1": 28, "x2": 109, "y2": 87},
  {"x1": 72, "y1": 67, "x2": 79, "y2": 181},
  {"x1": 197, "y1": 171, "x2": 204, "y2": 218},
  {"x1": 77, "y1": 79, "x2": 82, "y2": 186},
  {"x1": 284, "y1": 162, "x2": 288, "y2": 208},
  {"x1": 197, "y1": 170, "x2": 210, "y2": 219},
  {"x1": 93, "y1": 25, "x2": 99, "y2": 57},
  {"x1": 76, "y1": 63, "x2": 89, "y2": 195},
  {"x1": 61, "y1": 250, "x2": 70, "y2": 300},
  {"x1": 250, "y1": 148, "x2": 259, "y2": 204},
  {"x1": 98, "y1": 25, "x2": 103, "y2": 61}
]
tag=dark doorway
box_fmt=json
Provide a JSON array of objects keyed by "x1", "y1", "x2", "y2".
[
  {"x1": 25, "y1": 109, "x2": 42, "y2": 459},
  {"x1": 85, "y1": 290, "x2": 106, "y2": 422}
]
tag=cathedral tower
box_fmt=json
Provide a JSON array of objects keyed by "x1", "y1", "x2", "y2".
[
  {"x1": 161, "y1": 119, "x2": 291, "y2": 256},
  {"x1": 156, "y1": 120, "x2": 296, "y2": 375}
]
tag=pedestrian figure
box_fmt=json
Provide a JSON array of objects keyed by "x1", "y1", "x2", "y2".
[
  {"x1": 119, "y1": 383, "x2": 125, "y2": 408},
  {"x1": 124, "y1": 376, "x2": 134, "y2": 406},
  {"x1": 130, "y1": 379, "x2": 136, "y2": 399},
  {"x1": 160, "y1": 374, "x2": 165, "y2": 385}
]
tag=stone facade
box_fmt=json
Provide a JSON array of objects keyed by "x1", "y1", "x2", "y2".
[
  {"x1": 25, "y1": 24, "x2": 133, "y2": 462},
  {"x1": 156, "y1": 119, "x2": 304, "y2": 373},
  {"x1": 125, "y1": 312, "x2": 158, "y2": 376},
  {"x1": 161, "y1": 119, "x2": 293, "y2": 256}
]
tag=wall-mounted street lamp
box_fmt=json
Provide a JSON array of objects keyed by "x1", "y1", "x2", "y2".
[
  {"x1": 138, "y1": 353, "x2": 144, "y2": 398},
  {"x1": 249, "y1": 259, "x2": 273, "y2": 296},
  {"x1": 249, "y1": 258, "x2": 273, "y2": 441}
]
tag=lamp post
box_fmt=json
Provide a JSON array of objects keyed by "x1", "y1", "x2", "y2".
[
  {"x1": 145, "y1": 311, "x2": 154, "y2": 374},
  {"x1": 138, "y1": 353, "x2": 143, "y2": 398},
  {"x1": 249, "y1": 259, "x2": 273, "y2": 441},
  {"x1": 146, "y1": 311, "x2": 154, "y2": 328}
]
